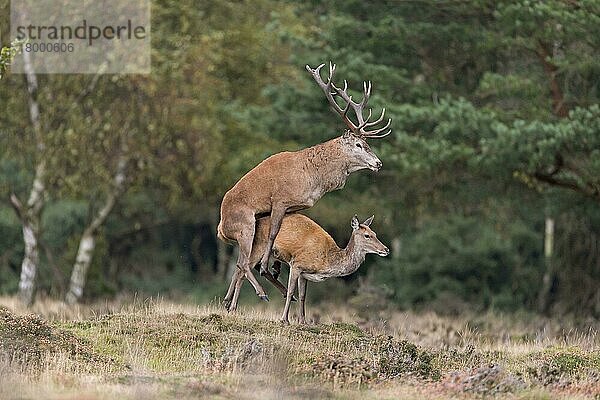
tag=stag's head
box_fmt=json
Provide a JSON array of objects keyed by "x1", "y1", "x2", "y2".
[
  {"x1": 351, "y1": 215, "x2": 389, "y2": 257},
  {"x1": 339, "y1": 130, "x2": 382, "y2": 172},
  {"x1": 307, "y1": 62, "x2": 391, "y2": 172}
]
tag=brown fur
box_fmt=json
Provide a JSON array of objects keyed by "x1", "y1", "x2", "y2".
[
  {"x1": 250, "y1": 214, "x2": 338, "y2": 270},
  {"x1": 218, "y1": 133, "x2": 382, "y2": 302},
  {"x1": 225, "y1": 213, "x2": 389, "y2": 323}
]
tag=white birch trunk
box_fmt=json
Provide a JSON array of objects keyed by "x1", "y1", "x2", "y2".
[
  {"x1": 18, "y1": 222, "x2": 39, "y2": 305},
  {"x1": 65, "y1": 155, "x2": 128, "y2": 304},
  {"x1": 538, "y1": 217, "x2": 555, "y2": 313},
  {"x1": 16, "y1": 48, "x2": 46, "y2": 306},
  {"x1": 65, "y1": 231, "x2": 96, "y2": 304}
]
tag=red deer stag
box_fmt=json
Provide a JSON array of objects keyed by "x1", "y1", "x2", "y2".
[
  {"x1": 225, "y1": 214, "x2": 389, "y2": 323},
  {"x1": 217, "y1": 62, "x2": 391, "y2": 305}
]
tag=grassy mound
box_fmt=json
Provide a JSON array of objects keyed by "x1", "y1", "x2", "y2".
[
  {"x1": 0, "y1": 307, "x2": 118, "y2": 370},
  {"x1": 2, "y1": 303, "x2": 598, "y2": 397},
  {"x1": 61, "y1": 311, "x2": 436, "y2": 386}
]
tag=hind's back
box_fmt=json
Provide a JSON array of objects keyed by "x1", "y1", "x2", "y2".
[{"x1": 250, "y1": 213, "x2": 337, "y2": 268}]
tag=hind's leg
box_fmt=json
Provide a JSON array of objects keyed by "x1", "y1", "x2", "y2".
[
  {"x1": 281, "y1": 267, "x2": 300, "y2": 324},
  {"x1": 298, "y1": 276, "x2": 308, "y2": 324}
]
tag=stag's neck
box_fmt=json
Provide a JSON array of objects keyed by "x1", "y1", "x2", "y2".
[
  {"x1": 327, "y1": 235, "x2": 365, "y2": 277},
  {"x1": 304, "y1": 138, "x2": 351, "y2": 193}
]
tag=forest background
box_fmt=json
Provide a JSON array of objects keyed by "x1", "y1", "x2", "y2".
[{"x1": 1, "y1": 0, "x2": 599, "y2": 317}]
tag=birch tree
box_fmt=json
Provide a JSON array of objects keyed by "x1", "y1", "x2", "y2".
[
  {"x1": 8, "y1": 49, "x2": 46, "y2": 306},
  {"x1": 65, "y1": 151, "x2": 129, "y2": 304}
]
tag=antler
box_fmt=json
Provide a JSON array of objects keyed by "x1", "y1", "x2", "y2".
[{"x1": 306, "y1": 62, "x2": 392, "y2": 139}]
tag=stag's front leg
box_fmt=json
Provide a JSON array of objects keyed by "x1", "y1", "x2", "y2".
[
  {"x1": 254, "y1": 262, "x2": 295, "y2": 301},
  {"x1": 259, "y1": 206, "x2": 287, "y2": 276},
  {"x1": 272, "y1": 260, "x2": 282, "y2": 280}
]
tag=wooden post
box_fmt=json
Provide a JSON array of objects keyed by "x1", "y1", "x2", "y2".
[{"x1": 538, "y1": 217, "x2": 555, "y2": 313}]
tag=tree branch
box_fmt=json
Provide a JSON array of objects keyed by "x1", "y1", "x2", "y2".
[
  {"x1": 535, "y1": 40, "x2": 569, "y2": 118},
  {"x1": 9, "y1": 193, "x2": 24, "y2": 221},
  {"x1": 88, "y1": 149, "x2": 129, "y2": 235},
  {"x1": 533, "y1": 170, "x2": 600, "y2": 201}
]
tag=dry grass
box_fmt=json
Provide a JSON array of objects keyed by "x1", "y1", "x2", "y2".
[{"x1": 1, "y1": 295, "x2": 599, "y2": 399}]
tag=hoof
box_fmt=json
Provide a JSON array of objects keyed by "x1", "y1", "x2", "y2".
[
  {"x1": 280, "y1": 318, "x2": 290, "y2": 325},
  {"x1": 222, "y1": 299, "x2": 231, "y2": 309},
  {"x1": 259, "y1": 295, "x2": 269, "y2": 302}
]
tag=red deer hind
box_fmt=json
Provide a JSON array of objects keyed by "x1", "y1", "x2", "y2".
[
  {"x1": 224, "y1": 213, "x2": 390, "y2": 322},
  {"x1": 217, "y1": 62, "x2": 391, "y2": 307}
]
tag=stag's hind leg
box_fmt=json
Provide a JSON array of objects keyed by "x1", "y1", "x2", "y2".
[
  {"x1": 223, "y1": 267, "x2": 244, "y2": 310},
  {"x1": 236, "y1": 221, "x2": 269, "y2": 301},
  {"x1": 228, "y1": 262, "x2": 295, "y2": 312},
  {"x1": 229, "y1": 270, "x2": 245, "y2": 312}
]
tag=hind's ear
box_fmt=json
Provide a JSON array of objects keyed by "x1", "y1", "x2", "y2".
[
  {"x1": 351, "y1": 215, "x2": 360, "y2": 230},
  {"x1": 363, "y1": 215, "x2": 374, "y2": 227}
]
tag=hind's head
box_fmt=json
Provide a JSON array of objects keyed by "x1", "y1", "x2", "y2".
[{"x1": 350, "y1": 215, "x2": 389, "y2": 257}]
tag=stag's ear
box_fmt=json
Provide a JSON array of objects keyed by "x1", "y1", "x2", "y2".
[
  {"x1": 342, "y1": 129, "x2": 352, "y2": 140},
  {"x1": 351, "y1": 215, "x2": 360, "y2": 230},
  {"x1": 363, "y1": 215, "x2": 374, "y2": 227}
]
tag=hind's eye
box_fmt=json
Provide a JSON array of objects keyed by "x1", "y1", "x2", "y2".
[
  {"x1": 356, "y1": 143, "x2": 362, "y2": 149},
  {"x1": 364, "y1": 234, "x2": 370, "y2": 238}
]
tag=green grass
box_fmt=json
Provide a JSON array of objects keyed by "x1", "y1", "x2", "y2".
[{"x1": 1, "y1": 298, "x2": 599, "y2": 399}]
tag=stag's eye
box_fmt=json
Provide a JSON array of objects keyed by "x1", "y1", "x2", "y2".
[
  {"x1": 364, "y1": 234, "x2": 370, "y2": 238},
  {"x1": 356, "y1": 143, "x2": 363, "y2": 149}
]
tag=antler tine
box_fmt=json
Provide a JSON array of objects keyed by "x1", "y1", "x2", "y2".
[
  {"x1": 308, "y1": 61, "x2": 392, "y2": 138},
  {"x1": 362, "y1": 118, "x2": 392, "y2": 138},
  {"x1": 343, "y1": 97, "x2": 352, "y2": 116},
  {"x1": 360, "y1": 81, "x2": 372, "y2": 107},
  {"x1": 306, "y1": 62, "x2": 358, "y2": 132},
  {"x1": 306, "y1": 63, "x2": 343, "y2": 113},
  {"x1": 331, "y1": 79, "x2": 372, "y2": 128},
  {"x1": 357, "y1": 109, "x2": 372, "y2": 130},
  {"x1": 364, "y1": 108, "x2": 386, "y2": 128},
  {"x1": 364, "y1": 129, "x2": 392, "y2": 139}
]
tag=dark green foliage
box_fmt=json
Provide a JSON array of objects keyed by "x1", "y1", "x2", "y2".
[
  {"x1": 0, "y1": 0, "x2": 599, "y2": 315},
  {"x1": 377, "y1": 215, "x2": 542, "y2": 313}
]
